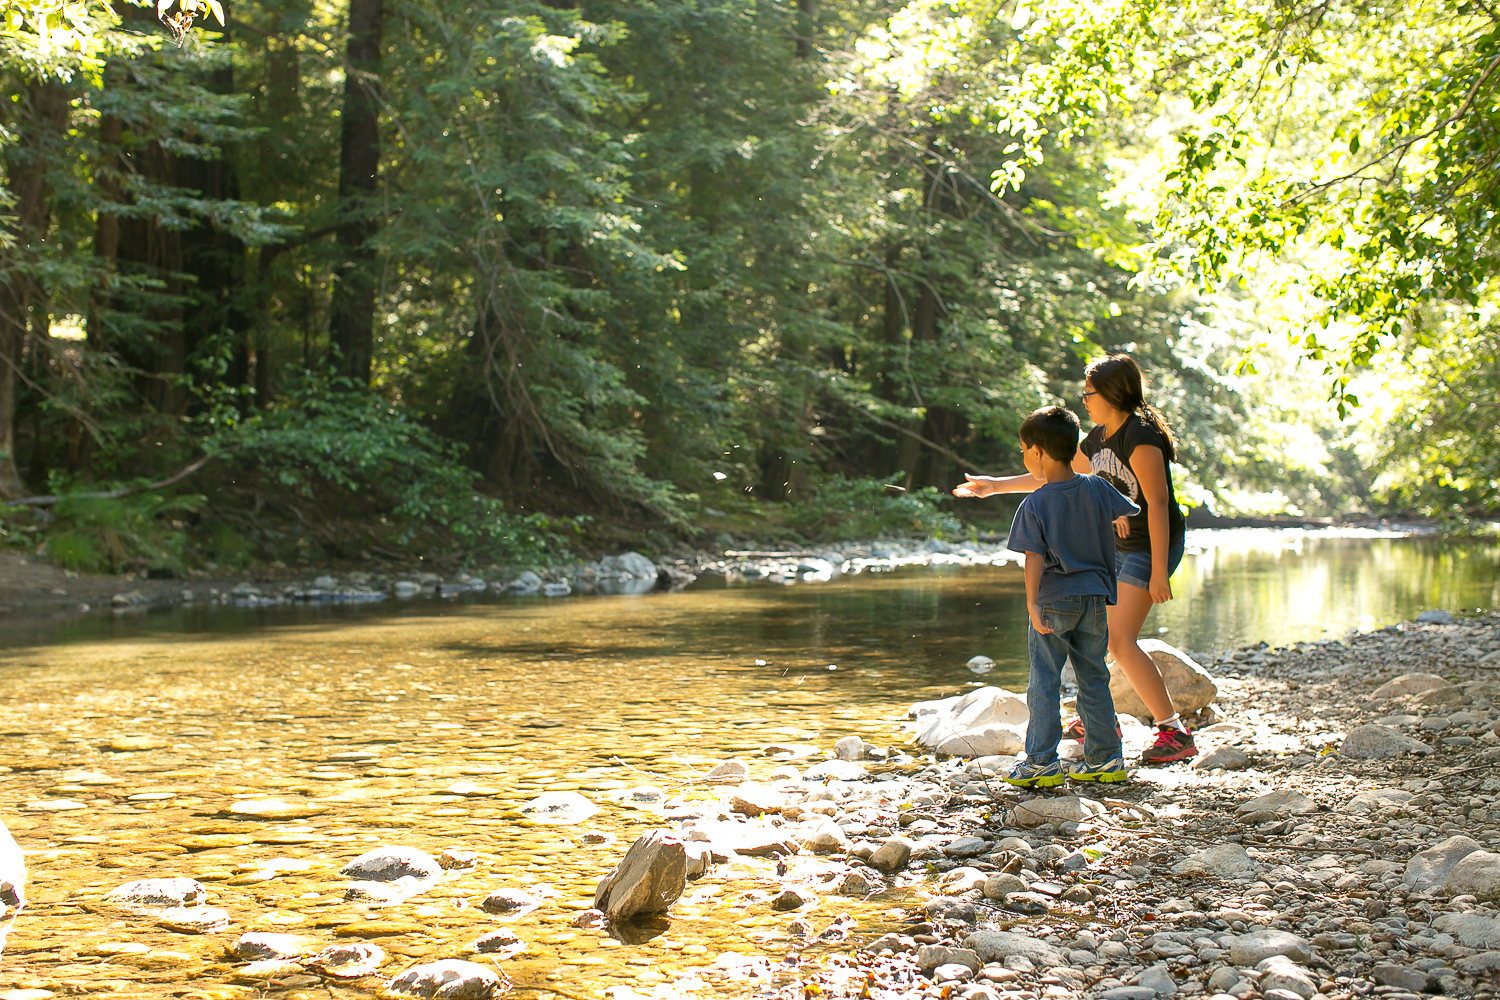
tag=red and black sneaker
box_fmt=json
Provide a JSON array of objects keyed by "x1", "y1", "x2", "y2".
[
  {"x1": 1062, "y1": 717, "x2": 1124, "y2": 741},
  {"x1": 1140, "y1": 725, "x2": 1198, "y2": 765}
]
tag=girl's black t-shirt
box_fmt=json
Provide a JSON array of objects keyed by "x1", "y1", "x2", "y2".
[{"x1": 1079, "y1": 414, "x2": 1186, "y2": 554}]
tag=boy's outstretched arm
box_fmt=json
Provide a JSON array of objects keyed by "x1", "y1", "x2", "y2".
[
  {"x1": 1024, "y1": 552, "x2": 1052, "y2": 633},
  {"x1": 953, "y1": 473, "x2": 1036, "y2": 497}
]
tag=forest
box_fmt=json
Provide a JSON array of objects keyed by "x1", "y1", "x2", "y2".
[{"x1": 0, "y1": 0, "x2": 1495, "y2": 573}]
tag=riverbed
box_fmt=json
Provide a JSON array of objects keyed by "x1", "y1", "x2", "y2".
[{"x1": 0, "y1": 529, "x2": 1497, "y2": 999}]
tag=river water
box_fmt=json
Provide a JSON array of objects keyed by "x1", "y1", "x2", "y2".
[{"x1": 0, "y1": 529, "x2": 1497, "y2": 998}]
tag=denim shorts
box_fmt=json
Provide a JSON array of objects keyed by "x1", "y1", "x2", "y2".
[{"x1": 1115, "y1": 536, "x2": 1185, "y2": 592}]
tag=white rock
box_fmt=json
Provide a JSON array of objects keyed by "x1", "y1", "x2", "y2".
[
  {"x1": 309, "y1": 942, "x2": 385, "y2": 978},
  {"x1": 1110, "y1": 641, "x2": 1217, "y2": 720},
  {"x1": 1405, "y1": 835, "x2": 1484, "y2": 891},
  {"x1": 1192, "y1": 745, "x2": 1249, "y2": 771},
  {"x1": 594, "y1": 830, "x2": 687, "y2": 921},
  {"x1": 386, "y1": 959, "x2": 505, "y2": 998},
  {"x1": 1445, "y1": 850, "x2": 1500, "y2": 901},
  {"x1": 1228, "y1": 929, "x2": 1310, "y2": 965},
  {"x1": 966, "y1": 656, "x2": 995, "y2": 675},
  {"x1": 834, "y1": 736, "x2": 864, "y2": 761},
  {"x1": 917, "y1": 945, "x2": 983, "y2": 973},
  {"x1": 1371, "y1": 672, "x2": 1453, "y2": 699},
  {"x1": 1340, "y1": 788, "x2": 1415, "y2": 814},
  {"x1": 0, "y1": 818, "x2": 24, "y2": 955},
  {"x1": 937, "y1": 727, "x2": 1024, "y2": 757},
  {"x1": 1256, "y1": 956, "x2": 1317, "y2": 999},
  {"x1": 1235, "y1": 790, "x2": 1316, "y2": 816},
  {"x1": 1340, "y1": 724, "x2": 1432, "y2": 758},
  {"x1": 1011, "y1": 795, "x2": 1103, "y2": 827},
  {"x1": 339, "y1": 846, "x2": 443, "y2": 883},
  {"x1": 1171, "y1": 843, "x2": 1259, "y2": 878},
  {"x1": 103, "y1": 876, "x2": 208, "y2": 911},
  {"x1": 961, "y1": 930, "x2": 1063, "y2": 968},
  {"x1": 519, "y1": 791, "x2": 598, "y2": 824},
  {"x1": 599, "y1": 551, "x2": 657, "y2": 579},
  {"x1": 909, "y1": 687, "x2": 1030, "y2": 755}
]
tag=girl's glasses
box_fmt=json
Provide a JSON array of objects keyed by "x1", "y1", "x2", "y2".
[{"x1": 1081, "y1": 390, "x2": 1098, "y2": 400}]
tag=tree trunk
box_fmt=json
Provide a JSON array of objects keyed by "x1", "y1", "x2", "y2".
[
  {"x1": 328, "y1": 0, "x2": 384, "y2": 386},
  {"x1": 0, "y1": 80, "x2": 70, "y2": 499}
]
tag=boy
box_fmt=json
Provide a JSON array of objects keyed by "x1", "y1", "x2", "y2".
[{"x1": 992, "y1": 406, "x2": 1138, "y2": 786}]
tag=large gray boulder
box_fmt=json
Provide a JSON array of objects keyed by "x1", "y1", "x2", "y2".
[
  {"x1": 1405, "y1": 835, "x2": 1484, "y2": 892},
  {"x1": 0, "y1": 818, "x2": 24, "y2": 955},
  {"x1": 1433, "y1": 911, "x2": 1500, "y2": 949},
  {"x1": 594, "y1": 831, "x2": 687, "y2": 921},
  {"x1": 961, "y1": 930, "x2": 1063, "y2": 967},
  {"x1": 909, "y1": 687, "x2": 1028, "y2": 758},
  {"x1": 1110, "y1": 641, "x2": 1217, "y2": 720},
  {"x1": 1341, "y1": 724, "x2": 1431, "y2": 758},
  {"x1": 1446, "y1": 851, "x2": 1500, "y2": 901}
]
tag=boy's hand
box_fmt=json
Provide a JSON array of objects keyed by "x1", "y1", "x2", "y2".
[
  {"x1": 1028, "y1": 603, "x2": 1053, "y2": 633},
  {"x1": 1113, "y1": 516, "x2": 1131, "y2": 537},
  {"x1": 952, "y1": 474, "x2": 993, "y2": 498}
]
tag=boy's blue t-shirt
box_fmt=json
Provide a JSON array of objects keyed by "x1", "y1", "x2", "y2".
[{"x1": 1006, "y1": 474, "x2": 1141, "y2": 605}]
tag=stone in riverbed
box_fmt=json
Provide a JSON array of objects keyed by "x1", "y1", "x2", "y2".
[
  {"x1": 1371, "y1": 964, "x2": 1431, "y2": 993},
  {"x1": 834, "y1": 736, "x2": 864, "y2": 760},
  {"x1": 470, "y1": 928, "x2": 524, "y2": 957},
  {"x1": 1256, "y1": 956, "x2": 1317, "y2": 1000},
  {"x1": 916, "y1": 945, "x2": 982, "y2": 974},
  {"x1": 1445, "y1": 850, "x2": 1500, "y2": 901},
  {"x1": 386, "y1": 959, "x2": 505, "y2": 998},
  {"x1": 1192, "y1": 745, "x2": 1250, "y2": 771},
  {"x1": 704, "y1": 760, "x2": 749, "y2": 783},
  {"x1": 1235, "y1": 790, "x2": 1316, "y2": 816},
  {"x1": 518, "y1": 791, "x2": 598, "y2": 824},
  {"x1": 1371, "y1": 673, "x2": 1452, "y2": 699},
  {"x1": 104, "y1": 876, "x2": 208, "y2": 911},
  {"x1": 909, "y1": 687, "x2": 1029, "y2": 757},
  {"x1": 983, "y1": 873, "x2": 1028, "y2": 901},
  {"x1": 308, "y1": 942, "x2": 385, "y2": 978},
  {"x1": 1010, "y1": 795, "x2": 1103, "y2": 827},
  {"x1": 1136, "y1": 963, "x2": 1178, "y2": 996},
  {"x1": 803, "y1": 760, "x2": 867, "y2": 781},
  {"x1": 233, "y1": 933, "x2": 312, "y2": 960},
  {"x1": 1404, "y1": 834, "x2": 1484, "y2": 891},
  {"x1": 771, "y1": 888, "x2": 812, "y2": 911},
  {"x1": 228, "y1": 797, "x2": 327, "y2": 820},
  {"x1": 729, "y1": 785, "x2": 785, "y2": 817},
  {"x1": 340, "y1": 846, "x2": 443, "y2": 883},
  {"x1": 0, "y1": 818, "x2": 24, "y2": 956},
  {"x1": 1433, "y1": 911, "x2": 1500, "y2": 949},
  {"x1": 479, "y1": 888, "x2": 541, "y2": 915},
  {"x1": 1340, "y1": 724, "x2": 1432, "y2": 758},
  {"x1": 867, "y1": 837, "x2": 913, "y2": 872},
  {"x1": 1111, "y1": 641, "x2": 1217, "y2": 720},
  {"x1": 1171, "y1": 843, "x2": 1259, "y2": 878},
  {"x1": 1228, "y1": 929, "x2": 1310, "y2": 966},
  {"x1": 943, "y1": 836, "x2": 991, "y2": 858},
  {"x1": 836, "y1": 870, "x2": 873, "y2": 896},
  {"x1": 1340, "y1": 788, "x2": 1414, "y2": 814},
  {"x1": 593, "y1": 830, "x2": 686, "y2": 921},
  {"x1": 157, "y1": 906, "x2": 230, "y2": 933},
  {"x1": 961, "y1": 930, "x2": 1063, "y2": 968}
]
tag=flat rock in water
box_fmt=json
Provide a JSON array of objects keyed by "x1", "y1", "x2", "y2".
[
  {"x1": 1229, "y1": 929, "x2": 1310, "y2": 966},
  {"x1": 1111, "y1": 641, "x2": 1218, "y2": 720},
  {"x1": 594, "y1": 830, "x2": 687, "y2": 921},
  {"x1": 103, "y1": 736, "x2": 169, "y2": 752},
  {"x1": 518, "y1": 791, "x2": 598, "y2": 824},
  {"x1": 1340, "y1": 788, "x2": 1414, "y2": 814},
  {"x1": 339, "y1": 846, "x2": 443, "y2": 883},
  {"x1": 1405, "y1": 835, "x2": 1484, "y2": 891},
  {"x1": 386, "y1": 958, "x2": 505, "y2": 999},
  {"x1": 1172, "y1": 843, "x2": 1259, "y2": 878},
  {"x1": 156, "y1": 906, "x2": 230, "y2": 933},
  {"x1": 309, "y1": 942, "x2": 385, "y2": 978},
  {"x1": 961, "y1": 929, "x2": 1063, "y2": 968},
  {"x1": 229, "y1": 797, "x2": 327, "y2": 820},
  {"x1": 233, "y1": 933, "x2": 313, "y2": 960},
  {"x1": 232, "y1": 959, "x2": 305, "y2": 982},
  {"x1": 1371, "y1": 672, "x2": 1453, "y2": 699},
  {"x1": 103, "y1": 876, "x2": 208, "y2": 911},
  {"x1": 1235, "y1": 790, "x2": 1316, "y2": 816},
  {"x1": 1341, "y1": 724, "x2": 1433, "y2": 758},
  {"x1": 1445, "y1": 850, "x2": 1500, "y2": 901},
  {"x1": 471, "y1": 928, "x2": 524, "y2": 956},
  {"x1": 479, "y1": 888, "x2": 541, "y2": 915},
  {"x1": 1192, "y1": 745, "x2": 1250, "y2": 771}
]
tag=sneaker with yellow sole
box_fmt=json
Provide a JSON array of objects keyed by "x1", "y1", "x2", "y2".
[
  {"x1": 1002, "y1": 759, "x2": 1069, "y2": 788},
  {"x1": 1068, "y1": 756, "x2": 1129, "y2": 783}
]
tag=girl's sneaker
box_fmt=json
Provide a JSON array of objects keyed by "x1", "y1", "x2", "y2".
[
  {"x1": 1062, "y1": 717, "x2": 1124, "y2": 741},
  {"x1": 1002, "y1": 759, "x2": 1069, "y2": 788},
  {"x1": 1068, "y1": 756, "x2": 1129, "y2": 783},
  {"x1": 1140, "y1": 725, "x2": 1198, "y2": 764}
]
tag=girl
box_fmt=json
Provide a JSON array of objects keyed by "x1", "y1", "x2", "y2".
[{"x1": 953, "y1": 353, "x2": 1196, "y2": 764}]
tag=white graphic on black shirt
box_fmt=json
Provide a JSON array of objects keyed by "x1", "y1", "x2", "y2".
[{"x1": 1090, "y1": 447, "x2": 1139, "y2": 502}]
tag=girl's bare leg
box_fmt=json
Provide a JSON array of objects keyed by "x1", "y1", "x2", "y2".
[{"x1": 1107, "y1": 583, "x2": 1176, "y2": 722}]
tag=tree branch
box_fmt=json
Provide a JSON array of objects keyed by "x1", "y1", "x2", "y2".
[{"x1": 4, "y1": 453, "x2": 219, "y2": 508}]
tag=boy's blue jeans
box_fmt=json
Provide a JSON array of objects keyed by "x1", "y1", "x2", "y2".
[{"x1": 1026, "y1": 593, "x2": 1122, "y2": 767}]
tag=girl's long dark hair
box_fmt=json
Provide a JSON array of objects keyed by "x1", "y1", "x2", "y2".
[{"x1": 1085, "y1": 354, "x2": 1177, "y2": 463}]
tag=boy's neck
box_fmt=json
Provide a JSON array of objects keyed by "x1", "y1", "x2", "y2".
[{"x1": 1038, "y1": 461, "x2": 1075, "y2": 484}]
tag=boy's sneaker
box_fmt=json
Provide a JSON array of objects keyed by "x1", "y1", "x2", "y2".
[
  {"x1": 1140, "y1": 725, "x2": 1198, "y2": 764},
  {"x1": 1062, "y1": 717, "x2": 1124, "y2": 741},
  {"x1": 1002, "y1": 759, "x2": 1069, "y2": 788},
  {"x1": 1069, "y1": 756, "x2": 1129, "y2": 783}
]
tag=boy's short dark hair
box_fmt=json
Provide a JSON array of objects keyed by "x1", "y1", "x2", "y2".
[{"x1": 1020, "y1": 406, "x2": 1080, "y2": 464}]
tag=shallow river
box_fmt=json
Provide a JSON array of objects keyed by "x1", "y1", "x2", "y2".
[{"x1": 0, "y1": 529, "x2": 1497, "y2": 999}]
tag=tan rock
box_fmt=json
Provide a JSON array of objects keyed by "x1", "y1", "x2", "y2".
[{"x1": 1109, "y1": 641, "x2": 1217, "y2": 721}]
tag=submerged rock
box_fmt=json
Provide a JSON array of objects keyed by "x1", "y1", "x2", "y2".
[
  {"x1": 518, "y1": 791, "x2": 598, "y2": 824},
  {"x1": 103, "y1": 876, "x2": 208, "y2": 911},
  {"x1": 594, "y1": 830, "x2": 687, "y2": 921},
  {"x1": 308, "y1": 942, "x2": 385, "y2": 978},
  {"x1": 339, "y1": 846, "x2": 444, "y2": 883},
  {"x1": 470, "y1": 927, "x2": 524, "y2": 957},
  {"x1": 386, "y1": 959, "x2": 505, "y2": 998},
  {"x1": 479, "y1": 888, "x2": 541, "y2": 915}
]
